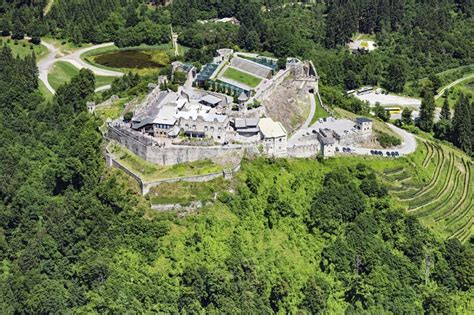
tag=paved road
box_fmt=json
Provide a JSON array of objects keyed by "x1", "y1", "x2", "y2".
[
  {"x1": 58, "y1": 43, "x2": 124, "y2": 77},
  {"x1": 287, "y1": 92, "x2": 316, "y2": 147},
  {"x1": 37, "y1": 40, "x2": 123, "y2": 94},
  {"x1": 355, "y1": 91, "x2": 421, "y2": 107},
  {"x1": 435, "y1": 73, "x2": 474, "y2": 100},
  {"x1": 37, "y1": 40, "x2": 59, "y2": 94}
]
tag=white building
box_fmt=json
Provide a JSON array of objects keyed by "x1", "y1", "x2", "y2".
[{"x1": 258, "y1": 118, "x2": 287, "y2": 157}]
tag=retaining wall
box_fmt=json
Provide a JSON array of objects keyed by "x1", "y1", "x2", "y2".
[
  {"x1": 106, "y1": 148, "x2": 241, "y2": 195},
  {"x1": 107, "y1": 126, "x2": 246, "y2": 166},
  {"x1": 288, "y1": 143, "x2": 320, "y2": 158}
]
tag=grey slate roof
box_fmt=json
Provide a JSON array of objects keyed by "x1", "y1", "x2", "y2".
[{"x1": 356, "y1": 117, "x2": 372, "y2": 123}]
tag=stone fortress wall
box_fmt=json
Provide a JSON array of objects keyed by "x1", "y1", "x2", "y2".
[
  {"x1": 108, "y1": 125, "x2": 248, "y2": 166},
  {"x1": 105, "y1": 140, "x2": 242, "y2": 195}
]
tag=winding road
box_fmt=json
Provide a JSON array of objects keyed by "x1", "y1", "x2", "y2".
[
  {"x1": 435, "y1": 73, "x2": 474, "y2": 100},
  {"x1": 37, "y1": 40, "x2": 123, "y2": 94}
]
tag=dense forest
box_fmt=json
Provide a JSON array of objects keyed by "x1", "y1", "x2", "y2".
[{"x1": 0, "y1": 45, "x2": 472, "y2": 312}]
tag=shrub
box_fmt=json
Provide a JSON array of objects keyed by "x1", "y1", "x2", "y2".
[
  {"x1": 377, "y1": 132, "x2": 402, "y2": 148},
  {"x1": 123, "y1": 111, "x2": 133, "y2": 121},
  {"x1": 31, "y1": 37, "x2": 41, "y2": 45}
]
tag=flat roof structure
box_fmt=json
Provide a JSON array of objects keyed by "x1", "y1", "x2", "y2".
[
  {"x1": 356, "y1": 117, "x2": 373, "y2": 123},
  {"x1": 200, "y1": 95, "x2": 222, "y2": 106},
  {"x1": 258, "y1": 118, "x2": 287, "y2": 138},
  {"x1": 154, "y1": 105, "x2": 177, "y2": 125}
]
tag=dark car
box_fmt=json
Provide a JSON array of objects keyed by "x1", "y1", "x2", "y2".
[
  {"x1": 370, "y1": 150, "x2": 375, "y2": 155},
  {"x1": 395, "y1": 152, "x2": 400, "y2": 156},
  {"x1": 378, "y1": 151, "x2": 383, "y2": 155},
  {"x1": 336, "y1": 147, "x2": 340, "y2": 152},
  {"x1": 386, "y1": 151, "x2": 391, "y2": 156}
]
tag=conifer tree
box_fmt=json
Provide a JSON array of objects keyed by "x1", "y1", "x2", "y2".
[
  {"x1": 440, "y1": 91, "x2": 451, "y2": 121},
  {"x1": 418, "y1": 88, "x2": 436, "y2": 132},
  {"x1": 452, "y1": 94, "x2": 472, "y2": 154}
]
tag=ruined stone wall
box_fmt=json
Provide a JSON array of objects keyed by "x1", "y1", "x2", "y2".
[
  {"x1": 254, "y1": 68, "x2": 291, "y2": 102},
  {"x1": 338, "y1": 134, "x2": 372, "y2": 146}
]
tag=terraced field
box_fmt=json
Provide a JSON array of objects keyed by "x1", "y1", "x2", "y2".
[{"x1": 383, "y1": 141, "x2": 473, "y2": 243}]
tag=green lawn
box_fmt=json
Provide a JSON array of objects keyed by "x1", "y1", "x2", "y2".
[
  {"x1": 48, "y1": 61, "x2": 118, "y2": 91},
  {"x1": 42, "y1": 37, "x2": 92, "y2": 55},
  {"x1": 222, "y1": 67, "x2": 262, "y2": 88},
  {"x1": 48, "y1": 61, "x2": 80, "y2": 90},
  {"x1": 0, "y1": 37, "x2": 48, "y2": 60},
  {"x1": 310, "y1": 95, "x2": 330, "y2": 125}
]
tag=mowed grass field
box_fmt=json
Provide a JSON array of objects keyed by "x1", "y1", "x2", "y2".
[
  {"x1": 223, "y1": 67, "x2": 262, "y2": 88},
  {"x1": 0, "y1": 36, "x2": 48, "y2": 59},
  {"x1": 48, "y1": 61, "x2": 116, "y2": 90}
]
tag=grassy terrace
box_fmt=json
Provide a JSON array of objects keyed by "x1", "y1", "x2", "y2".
[
  {"x1": 222, "y1": 67, "x2": 262, "y2": 88},
  {"x1": 48, "y1": 61, "x2": 116, "y2": 91},
  {"x1": 148, "y1": 177, "x2": 231, "y2": 205},
  {"x1": 310, "y1": 94, "x2": 330, "y2": 125},
  {"x1": 110, "y1": 143, "x2": 226, "y2": 182},
  {"x1": 383, "y1": 140, "x2": 473, "y2": 242}
]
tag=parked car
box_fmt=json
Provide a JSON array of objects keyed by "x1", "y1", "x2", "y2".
[
  {"x1": 386, "y1": 151, "x2": 391, "y2": 156},
  {"x1": 336, "y1": 147, "x2": 340, "y2": 152}
]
